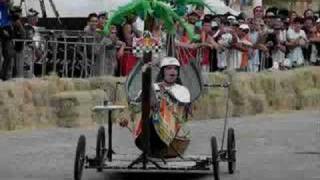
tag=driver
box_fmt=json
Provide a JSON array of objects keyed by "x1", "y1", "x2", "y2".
[{"x1": 119, "y1": 57, "x2": 192, "y2": 157}]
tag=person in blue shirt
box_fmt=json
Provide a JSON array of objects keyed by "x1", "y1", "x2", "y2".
[
  {"x1": 0, "y1": 0, "x2": 14, "y2": 80},
  {"x1": 0, "y1": 0, "x2": 11, "y2": 28}
]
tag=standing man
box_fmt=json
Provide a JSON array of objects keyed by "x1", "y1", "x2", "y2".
[
  {"x1": 0, "y1": 0, "x2": 14, "y2": 80},
  {"x1": 11, "y1": 6, "x2": 25, "y2": 78}
]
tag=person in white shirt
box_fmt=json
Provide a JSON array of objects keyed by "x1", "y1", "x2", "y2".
[{"x1": 286, "y1": 17, "x2": 308, "y2": 67}]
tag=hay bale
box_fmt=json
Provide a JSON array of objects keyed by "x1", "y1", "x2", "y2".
[
  {"x1": 89, "y1": 76, "x2": 126, "y2": 103},
  {"x1": 193, "y1": 72, "x2": 232, "y2": 119},
  {"x1": 310, "y1": 67, "x2": 320, "y2": 89},
  {"x1": 57, "y1": 78, "x2": 75, "y2": 91},
  {"x1": 50, "y1": 90, "x2": 107, "y2": 127},
  {"x1": 247, "y1": 93, "x2": 268, "y2": 114},
  {"x1": 292, "y1": 68, "x2": 315, "y2": 93},
  {"x1": 72, "y1": 78, "x2": 91, "y2": 91},
  {"x1": 0, "y1": 81, "x2": 24, "y2": 130},
  {"x1": 46, "y1": 74, "x2": 61, "y2": 95},
  {"x1": 22, "y1": 79, "x2": 50, "y2": 107},
  {"x1": 228, "y1": 74, "x2": 251, "y2": 116},
  {"x1": 300, "y1": 88, "x2": 320, "y2": 108}
]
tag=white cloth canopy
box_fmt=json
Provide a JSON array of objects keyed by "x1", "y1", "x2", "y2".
[
  {"x1": 13, "y1": 0, "x2": 239, "y2": 17},
  {"x1": 205, "y1": 0, "x2": 240, "y2": 15}
]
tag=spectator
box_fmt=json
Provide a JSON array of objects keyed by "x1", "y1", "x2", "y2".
[
  {"x1": 248, "y1": 19, "x2": 261, "y2": 72},
  {"x1": 11, "y1": 6, "x2": 25, "y2": 78},
  {"x1": 309, "y1": 19, "x2": 320, "y2": 64},
  {"x1": 289, "y1": 11, "x2": 298, "y2": 23},
  {"x1": 238, "y1": 24, "x2": 252, "y2": 71},
  {"x1": 187, "y1": 11, "x2": 201, "y2": 33},
  {"x1": 97, "y1": 11, "x2": 108, "y2": 31},
  {"x1": 216, "y1": 20, "x2": 233, "y2": 71},
  {"x1": 303, "y1": 17, "x2": 315, "y2": 64},
  {"x1": 271, "y1": 17, "x2": 286, "y2": 70},
  {"x1": 0, "y1": 0, "x2": 14, "y2": 80},
  {"x1": 253, "y1": 6, "x2": 264, "y2": 20},
  {"x1": 84, "y1": 13, "x2": 98, "y2": 36},
  {"x1": 118, "y1": 23, "x2": 138, "y2": 76},
  {"x1": 304, "y1": 9, "x2": 315, "y2": 19},
  {"x1": 286, "y1": 17, "x2": 308, "y2": 67},
  {"x1": 97, "y1": 25, "x2": 125, "y2": 76}
]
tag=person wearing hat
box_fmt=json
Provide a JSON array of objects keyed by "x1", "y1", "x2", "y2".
[
  {"x1": 118, "y1": 57, "x2": 192, "y2": 157},
  {"x1": 27, "y1": 8, "x2": 39, "y2": 26},
  {"x1": 97, "y1": 11, "x2": 108, "y2": 31},
  {"x1": 237, "y1": 24, "x2": 252, "y2": 70},
  {"x1": 248, "y1": 18, "x2": 264, "y2": 72},
  {"x1": 118, "y1": 57, "x2": 191, "y2": 157}
]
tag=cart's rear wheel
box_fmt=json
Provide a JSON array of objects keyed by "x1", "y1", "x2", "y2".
[
  {"x1": 74, "y1": 135, "x2": 86, "y2": 180},
  {"x1": 227, "y1": 128, "x2": 236, "y2": 174},
  {"x1": 96, "y1": 126, "x2": 106, "y2": 172},
  {"x1": 211, "y1": 136, "x2": 220, "y2": 180}
]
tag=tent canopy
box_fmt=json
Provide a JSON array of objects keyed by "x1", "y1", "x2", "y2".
[{"x1": 14, "y1": 0, "x2": 239, "y2": 17}]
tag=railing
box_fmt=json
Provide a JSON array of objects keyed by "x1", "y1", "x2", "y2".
[{"x1": 12, "y1": 37, "x2": 115, "y2": 78}]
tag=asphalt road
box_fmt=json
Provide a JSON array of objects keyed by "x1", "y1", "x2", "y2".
[{"x1": 0, "y1": 111, "x2": 319, "y2": 180}]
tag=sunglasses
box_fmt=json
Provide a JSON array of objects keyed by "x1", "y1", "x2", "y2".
[{"x1": 241, "y1": 29, "x2": 249, "y2": 33}]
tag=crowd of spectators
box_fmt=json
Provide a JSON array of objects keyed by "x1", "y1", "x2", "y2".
[{"x1": 83, "y1": 5, "x2": 320, "y2": 77}]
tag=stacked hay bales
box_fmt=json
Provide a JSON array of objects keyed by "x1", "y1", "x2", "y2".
[
  {"x1": 0, "y1": 67, "x2": 320, "y2": 131},
  {"x1": 50, "y1": 90, "x2": 106, "y2": 127},
  {"x1": 200, "y1": 67, "x2": 320, "y2": 120},
  {"x1": 0, "y1": 75, "x2": 125, "y2": 131}
]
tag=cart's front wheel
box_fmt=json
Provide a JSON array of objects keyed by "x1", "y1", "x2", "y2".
[
  {"x1": 74, "y1": 135, "x2": 86, "y2": 180},
  {"x1": 96, "y1": 126, "x2": 106, "y2": 172},
  {"x1": 211, "y1": 136, "x2": 220, "y2": 180},
  {"x1": 227, "y1": 128, "x2": 236, "y2": 174}
]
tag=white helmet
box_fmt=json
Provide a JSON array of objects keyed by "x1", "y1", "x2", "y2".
[{"x1": 160, "y1": 57, "x2": 180, "y2": 68}]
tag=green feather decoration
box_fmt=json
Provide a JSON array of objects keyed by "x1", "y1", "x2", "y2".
[
  {"x1": 103, "y1": 0, "x2": 148, "y2": 34},
  {"x1": 103, "y1": 0, "x2": 203, "y2": 40},
  {"x1": 153, "y1": 1, "x2": 199, "y2": 40},
  {"x1": 160, "y1": 0, "x2": 215, "y2": 14}
]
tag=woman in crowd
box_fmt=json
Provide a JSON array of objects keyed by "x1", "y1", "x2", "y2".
[{"x1": 118, "y1": 23, "x2": 138, "y2": 76}]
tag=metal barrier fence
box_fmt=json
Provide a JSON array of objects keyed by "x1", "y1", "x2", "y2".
[
  {"x1": 11, "y1": 38, "x2": 209, "y2": 79},
  {"x1": 12, "y1": 37, "x2": 116, "y2": 78},
  {"x1": 9, "y1": 29, "x2": 239, "y2": 80}
]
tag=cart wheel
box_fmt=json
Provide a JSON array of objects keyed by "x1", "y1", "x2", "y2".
[
  {"x1": 96, "y1": 126, "x2": 106, "y2": 172},
  {"x1": 211, "y1": 136, "x2": 220, "y2": 180},
  {"x1": 74, "y1": 135, "x2": 86, "y2": 180},
  {"x1": 227, "y1": 128, "x2": 236, "y2": 174}
]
